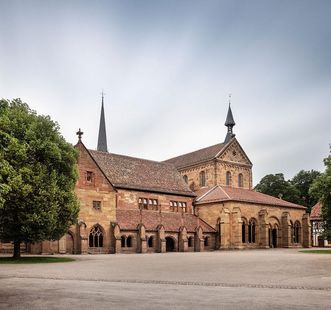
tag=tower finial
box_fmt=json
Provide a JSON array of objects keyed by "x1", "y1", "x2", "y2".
[
  {"x1": 76, "y1": 128, "x2": 84, "y2": 141},
  {"x1": 97, "y1": 92, "x2": 108, "y2": 152},
  {"x1": 224, "y1": 95, "x2": 236, "y2": 143}
]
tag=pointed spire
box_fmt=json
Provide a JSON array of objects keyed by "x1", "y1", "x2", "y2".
[
  {"x1": 97, "y1": 92, "x2": 108, "y2": 152},
  {"x1": 224, "y1": 94, "x2": 236, "y2": 143}
]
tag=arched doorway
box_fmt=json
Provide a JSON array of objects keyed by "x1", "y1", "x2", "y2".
[
  {"x1": 66, "y1": 233, "x2": 74, "y2": 254},
  {"x1": 271, "y1": 228, "x2": 278, "y2": 248},
  {"x1": 165, "y1": 237, "x2": 175, "y2": 252}
]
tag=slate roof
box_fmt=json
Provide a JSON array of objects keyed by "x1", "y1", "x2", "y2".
[
  {"x1": 164, "y1": 143, "x2": 226, "y2": 169},
  {"x1": 195, "y1": 186, "x2": 306, "y2": 209},
  {"x1": 89, "y1": 149, "x2": 195, "y2": 196},
  {"x1": 116, "y1": 209, "x2": 216, "y2": 233},
  {"x1": 310, "y1": 202, "x2": 322, "y2": 220}
]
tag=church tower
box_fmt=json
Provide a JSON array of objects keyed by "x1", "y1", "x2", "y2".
[
  {"x1": 97, "y1": 93, "x2": 108, "y2": 152},
  {"x1": 224, "y1": 103, "x2": 236, "y2": 143}
]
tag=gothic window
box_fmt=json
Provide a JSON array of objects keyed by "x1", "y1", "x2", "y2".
[
  {"x1": 127, "y1": 236, "x2": 133, "y2": 248},
  {"x1": 226, "y1": 171, "x2": 231, "y2": 186},
  {"x1": 238, "y1": 173, "x2": 243, "y2": 188},
  {"x1": 183, "y1": 175, "x2": 188, "y2": 183},
  {"x1": 199, "y1": 171, "x2": 206, "y2": 187},
  {"x1": 204, "y1": 236, "x2": 209, "y2": 246},
  {"x1": 89, "y1": 225, "x2": 103, "y2": 248},
  {"x1": 188, "y1": 236, "x2": 194, "y2": 247},
  {"x1": 86, "y1": 171, "x2": 93, "y2": 183},
  {"x1": 121, "y1": 235, "x2": 126, "y2": 247},
  {"x1": 294, "y1": 221, "x2": 301, "y2": 243},
  {"x1": 248, "y1": 219, "x2": 256, "y2": 243},
  {"x1": 92, "y1": 200, "x2": 101, "y2": 210},
  {"x1": 148, "y1": 236, "x2": 154, "y2": 248}
]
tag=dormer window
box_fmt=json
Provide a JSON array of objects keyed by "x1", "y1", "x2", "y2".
[{"x1": 86, "y1": 171, "x2": 93, "y2": 183}]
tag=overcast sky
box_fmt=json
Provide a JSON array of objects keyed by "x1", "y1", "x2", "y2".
[{"x1": 0, "y1": 0, "x2": 330, "y2": 185}]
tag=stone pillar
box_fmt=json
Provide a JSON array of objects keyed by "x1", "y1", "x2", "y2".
[
  {"x1": 157, "y1": 225, "x2": 166, "y2": 253},
  {"x1": 59, "y1": 235, "x2": 66, "y2": 254},
  {"x1": 281, "y1": 212, "x2": 291, "y2": 248},
  {"x1": 179, "y1": 227, "x2": 188, "y2": 252},
  {"x1": 79, "y1": 221, "x2": 88, "y2": 254},
  {"x1": 302, "y1": 213, "x2": 311, "y2": 248},
  {"x1": 258, "y1": 209, "x2": 269, "y2": 248},
  {"x1": 138, "y1": 224, "x2": 147, "y2": 253},
  {"x1": 219, "y1": 208, "x2": 231, "y2": 249},
  {"x1": 231, "y1": 207, "x2": 243, "y2": 249},
  {"x1": 111, "y1": 223, "x2": 121, "y2": 254},
  {"x1": 194, "y1": 226, "x2": 204, "y2": 252}
]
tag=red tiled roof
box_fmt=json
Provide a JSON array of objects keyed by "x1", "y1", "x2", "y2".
[
  {"x1": 116, "y1": 209, "x2": 216, "y2": 233},
  {"x1": 164, "y1": 143, "x2": 226, "y2": 169},
  {"x1": 195, "y1": 186, "x2": 306, "y2": 209},
  {"x1": 311, "y1": 202, "x2": 322, "y2": 219},
  {"x1": 89, "y1": 150, "x2": 195, "y2": 196}
]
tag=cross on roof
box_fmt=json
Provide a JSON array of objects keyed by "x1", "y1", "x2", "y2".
[{"x1": 76, "y1": 128, "x2": 84, "y2": 141}]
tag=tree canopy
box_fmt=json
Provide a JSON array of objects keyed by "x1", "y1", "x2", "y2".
[
  {"x1": 310, "y1": 149, "x2": 331, "y2": 240},
  {"x1": 255, "y1": 170, "x2": 320, "y2": 211},
  {"x1": 0, "y1": 99, "x2": 79, "y2": 258}
]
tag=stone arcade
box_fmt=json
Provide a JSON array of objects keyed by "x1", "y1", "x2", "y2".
[{"x1": 0, "y1": 98, "x2": 311, "y2": 254}]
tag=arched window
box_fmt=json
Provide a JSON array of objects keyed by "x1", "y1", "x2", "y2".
[
  {"x1": 188, "y1": 236, "x2": 194, "y2": 247},
  {"x1": 199, "y1": 171, "x2": 206, "y2": 187},
  {"x1": 183, "y1": 175, "x2": 188, "y2": 184},
  {"x1": 121, "y1": 235, "x2": 126, "y2": 248},
  {"x1": 226, "y1": 171, "x2": 231, "y2": 186},
  {"x1": 248, "y1": 219, "x2": 256, "y2": 243},
  {"x1": 294, "y1": 221, "x2": 301, "y2": 243},
  {"x1": 148, "y1": 236, "x2": 154, "y2": 248},
  {"x1": 238, "y1": 173, "x2": 243, "y2": 187},
  {"x1": 89, "y1": 225, "x2": 103, "y2": 248},
  {"x1": 204, "y1": 236, "x2": 209, "y2": 246},
  {"x1": 127, "y1": 235, "x2": 133, "y2": 248}
]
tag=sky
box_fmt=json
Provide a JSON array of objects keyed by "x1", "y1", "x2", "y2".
[{"x1": 0, "y1": 0, "x2": 330, "y2": 185}]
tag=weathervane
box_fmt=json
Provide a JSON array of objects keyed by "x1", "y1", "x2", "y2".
[{"x1": 76, "y1": 128, "x2": 84, "y2": 141}]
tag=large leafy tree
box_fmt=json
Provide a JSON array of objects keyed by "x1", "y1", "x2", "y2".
[
  {"x1": 310, "y1": 149, "x2": 331, "y2": 240},
  {"x1": 255, "y1": 173, "x2": 300, "y2": 203},
  {"x1": 291, "y1": 169, "x2": 321, "y2": 212},
  {"x1": 0, "y1": 99, "x2": 79, "y2": 258}
]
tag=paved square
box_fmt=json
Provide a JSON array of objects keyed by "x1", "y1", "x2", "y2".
[{"x1": 0, "y1": 249, "x2": 330, "y2": 309}]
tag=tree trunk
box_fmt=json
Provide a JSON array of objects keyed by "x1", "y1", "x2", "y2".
[{"x1": 13, "y1": 240, "x2": 21, "y2": 259}]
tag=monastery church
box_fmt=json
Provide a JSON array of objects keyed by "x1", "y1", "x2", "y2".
[{"x1": 0, "y1": 97, "x2": 311, "y2": 254}]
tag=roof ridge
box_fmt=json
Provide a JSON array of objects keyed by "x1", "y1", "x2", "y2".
[
  {"x1": 89, "y1": 149, "x2": 172, "y2": 166},
  {"x1": 219, "y1": 186, "x2": 231, "y2": 199},
  {"x1": 196, "y1": 186, "x2": 218, "y2": 202}
]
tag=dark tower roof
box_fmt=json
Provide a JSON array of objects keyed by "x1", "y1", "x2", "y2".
[
  {"x1": 224, "y1": 103, "x2": 236, "y2": 143},
  {"x1": 97, "y1": 94, "x2": 108, "y2": 152}
]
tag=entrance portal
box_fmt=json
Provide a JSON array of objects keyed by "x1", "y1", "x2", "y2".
[
  {"x1": 165, "y1": 237, "x2": 175, "y2": 252},
  {"x1": 66, "y1": 233, "x2": 74, "y2": 254},
  {"x1": 271, "y1": 228, "x2": 277, "y2": 248}
]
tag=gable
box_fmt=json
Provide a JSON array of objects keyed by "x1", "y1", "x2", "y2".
[{"x1": 216, "y1": 138, "x2": 252, "y2": 166}]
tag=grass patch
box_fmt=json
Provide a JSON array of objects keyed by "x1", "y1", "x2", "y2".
[
  {"x1": 300, "y1": 250, "x2": 331, "y2": 254},
  {"x1": 0, "y1": 256, "x2": 75, "y2": 264}
]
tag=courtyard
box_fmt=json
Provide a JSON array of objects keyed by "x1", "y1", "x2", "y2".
[{"x1": 0, "y1": 249, "x2": 330, "y2": 309}]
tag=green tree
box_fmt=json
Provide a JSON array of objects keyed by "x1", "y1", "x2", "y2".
[
  {"x1": 310, "y1": 149, "x2": 331, "y2": 240},
  {"x1": 291, "y1": 170, "x2": 321, "y2": 212},
  {"x1": 255, "y1": 173, "x2": 300, "y2": 203},
  {"x1": 0, "y1": 99, "x2": 79, "y2": 258}
]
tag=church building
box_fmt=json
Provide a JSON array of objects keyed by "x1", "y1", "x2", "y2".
[{"x1": 0, "y1": 97, "x2": 311, "y2": 254}]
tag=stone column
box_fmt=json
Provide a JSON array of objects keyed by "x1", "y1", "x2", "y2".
[
  {"x1": 231, "y1": 207, "x2": 243, "y2": 249},
  {"x1": 258, "y1": 209, "x2": 269, "y2": 248},
  {"x1": 281, "y1": 212, "x2": 291, "y2": 248},
  {"x1": 194, "y1": 226, "x2": 204, "y2": 252},
  {"x1": 138, "y1": 224, "x2": 147, "y2": 253},
  {"x1": 302, "y1": 213, "x2": 311, "y2": 248},
  {"x1": 219, "y1": 208, "x2": 231, "y2": 249},
  {"x1": 179, "y1": 227, "x2": 188, "y2": 252},
  {"x1": 79, "y1": 221, "x2": 88, "y2": 254},
  {"x1": 111, "y1": 223, "x2": 121, "y2": 254},
  {"x1": 157, "y1": 225, "x2": 166, "y2": 253}
]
